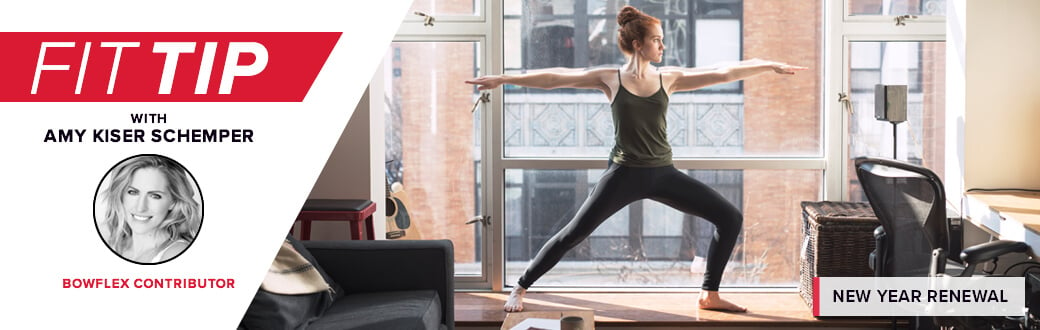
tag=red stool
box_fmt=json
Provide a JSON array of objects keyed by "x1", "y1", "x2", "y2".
[{"x1": 294, "y1": 199, "x2": 376, "y2": 240}]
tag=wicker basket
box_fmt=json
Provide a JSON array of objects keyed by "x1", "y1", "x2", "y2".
[{"x1": 799, "y1": 201, "x2": 879, "y2": 310}]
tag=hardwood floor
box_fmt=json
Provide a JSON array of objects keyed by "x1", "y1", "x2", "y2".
[{"x1": 456, "y1": 292, "x2": 904, "y2": 329}]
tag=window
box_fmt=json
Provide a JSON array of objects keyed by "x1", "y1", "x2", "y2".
[
  {"x1": 503, "y1": 0, "x2": 821, "y2": 158},
  {"x1": 499, "y1": 0, "x2": 822, "y2": 288},
  {"x1": 504, "y1": 168, "x2": 821, "y2": 287},
  {"x1": 503, "y1": 0, "x2": 743, "y2": 86},
  {"x1": 846, "y1": 41, "x2": 946, "y2": 202},
  {"x1": 838, "y1": 1, "x2": 947, "y2": 202},
  {"x1": 384, "y1": 41, "x2": 486, "y2": 278},
  {"x1": 385, "y1": 0, "x2": 941, "y2": 290},
  {"x1": 504, "y1": 169, "x2": 743, "y2": 264}
]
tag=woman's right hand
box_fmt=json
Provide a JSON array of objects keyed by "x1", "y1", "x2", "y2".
[{"x1": 465, "y1": 75, "x2": 505, "y2": 91}]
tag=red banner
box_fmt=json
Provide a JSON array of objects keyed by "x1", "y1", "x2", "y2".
[{"x1": 0, "y1": 32, "x2": 341, "y2": 102}]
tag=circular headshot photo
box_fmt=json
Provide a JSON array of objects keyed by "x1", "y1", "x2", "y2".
[{"x1": 94, "y1": 154, "x2": 203, "y2": 264}]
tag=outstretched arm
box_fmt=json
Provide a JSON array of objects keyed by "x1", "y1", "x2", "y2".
[
  {"x1": 660, "y1": 58, "x2": 770, "y2": 73},
  {"x1": 465, "y1": 68, "x2": 611, "y2": 93},
  {"x1": 665, "y1": 59, "x2": 807, "y2": 93}
]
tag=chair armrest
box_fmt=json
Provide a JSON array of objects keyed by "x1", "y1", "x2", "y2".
[
  {"x1": 303, "y1": 239, "x2": 455, "y2": 328},
  {"x1": 871, "y1": 225, "x2": 887, "y2": 276},
  {"x1": 960, "y1": 240, "x2": 1031, "y2": 265},
  {"x1": 930, "y1": 248, "x2": 947, "y2": 276}
]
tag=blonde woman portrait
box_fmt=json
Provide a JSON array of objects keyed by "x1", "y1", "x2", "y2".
[{"x1": 95, "y1": 154, "x2": 202, "y2": 264}]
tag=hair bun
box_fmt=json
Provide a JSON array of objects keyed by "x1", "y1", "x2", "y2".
[
  {"x1": 614, "y1": 6, "x2": 660, "y2": 56},
  {"x1": 616, "y1": 5, "x2": 641, "y2": 26}
]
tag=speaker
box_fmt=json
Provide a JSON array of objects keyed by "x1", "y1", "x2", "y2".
[
  {"x1": 948, "y1": 216, "x2": 963, "y2": 262},
  {"x1": 874, "y1": 84, "x2": 907, "y2": 123},
  {"x1": 945, "y1": 205, "x2": 963, "y2": 263}
]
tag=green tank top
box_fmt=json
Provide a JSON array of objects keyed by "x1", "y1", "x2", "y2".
[{"x1": 609, "y1": 70, "x2": 672, "y2": 167}]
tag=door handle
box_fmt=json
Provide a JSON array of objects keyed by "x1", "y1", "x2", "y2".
[{"x1": 465, "y1": 215, "x2": 491, "y2": 227}]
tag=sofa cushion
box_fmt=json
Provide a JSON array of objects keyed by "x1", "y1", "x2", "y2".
[
  {"x1": 284, "y1": 235, "x2": 344, "y2": 299},
  {"x1": 238, "y1": 236, "x2": 344, "y2": 330},
  {"x1": 238, "y1": 290, "x2": 333, "y2": 330},
  {"x1": 307, "y1": 290, "x2": 442, "y2": 330}
]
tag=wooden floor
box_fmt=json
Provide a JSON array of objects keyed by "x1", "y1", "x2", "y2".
[{"x1": 456, "y1": 292, "x2": 904, "y2": 329}]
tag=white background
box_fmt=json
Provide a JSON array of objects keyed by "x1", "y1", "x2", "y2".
[{"x1": 0, "y1": 1, "x2": 411, "y2": 328}]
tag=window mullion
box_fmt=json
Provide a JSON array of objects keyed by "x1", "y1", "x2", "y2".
[
  {"x1": 841, "y1": 21, "x2": 945, "y2": 37},
  {"x1": 574, "y1": 0, "x2": 589, "y2": 67},
  {"x1": 395, "y1": 21, "x2": 491, "y2": 36}
]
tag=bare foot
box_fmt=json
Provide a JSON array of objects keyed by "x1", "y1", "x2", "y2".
[
  {"x1": 698, "y1": 290, "x2": 747, "y2": 313},
  {"x1": 504, "y1": 286, "x2": 527, "y2": 312}
]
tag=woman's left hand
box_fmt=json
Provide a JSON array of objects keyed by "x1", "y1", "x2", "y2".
[{"x1": 771, "y1": 62, "x2": 808, "y2": 75}]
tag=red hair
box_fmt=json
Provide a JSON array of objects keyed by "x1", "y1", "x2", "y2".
[{"x1": 616, "y1": 6, "x2": 661, "y2": 55}]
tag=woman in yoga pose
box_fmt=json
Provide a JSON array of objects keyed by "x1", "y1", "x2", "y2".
[{"x1": 466, "y1": 5, "x2": 805, "y2": 313}]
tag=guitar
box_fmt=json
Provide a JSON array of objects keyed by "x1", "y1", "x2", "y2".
[{"x1": 385, "y1": 179, "x2": 421, "y2": 239}]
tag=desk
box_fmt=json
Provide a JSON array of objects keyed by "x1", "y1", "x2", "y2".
[{"x1": 964, "y1": 191, "x2": 1040, "y2": 246}]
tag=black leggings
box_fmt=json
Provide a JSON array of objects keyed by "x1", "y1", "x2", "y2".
[{"x1": 517, "y1": 162, "x2": 743, "y2": 291}]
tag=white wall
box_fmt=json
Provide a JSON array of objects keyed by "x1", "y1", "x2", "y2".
[
  {"x1": 310, "y1": 89, "x2": 372, "y2": 199},
  {"x1": 946, "y1": 0, "x2": 967, "y2": 206},
  {"x1": 304, "y1": 79, "x2": 386, "y2": 240},
  {"x1": 962, "y1": 0, "x2": 1040, "y2": 191}
]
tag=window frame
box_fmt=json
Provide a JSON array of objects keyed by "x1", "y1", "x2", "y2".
[{"x1": 386, "y1": 33, "x2": 495, "y2": 290}]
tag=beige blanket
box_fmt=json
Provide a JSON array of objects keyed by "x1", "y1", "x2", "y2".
[{"x1": 261, "y1": 240, "x2": 330, "y2": 295}]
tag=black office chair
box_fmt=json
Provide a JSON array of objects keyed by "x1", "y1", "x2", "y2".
[{"x1": 855, "y1": 157, "x2": 1034, "y2": 329}]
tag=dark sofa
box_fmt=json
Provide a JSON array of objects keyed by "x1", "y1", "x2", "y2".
[
  {"x1": 302, "y1": 239, "x2": 455, "y2": 330},
  {"x1": 241, "y1": 239, "x2": 455, "y2": 330}
]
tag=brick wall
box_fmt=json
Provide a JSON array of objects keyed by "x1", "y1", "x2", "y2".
[
  {"x1": 740, "y1": 0, "x2": 822, "y2": 284},
  {"x1": 921, "y1": 42, "x2": 946, "y2": 177},
  {"x1": 395, "y1": 42, "x2": 479, "y2": 263}
]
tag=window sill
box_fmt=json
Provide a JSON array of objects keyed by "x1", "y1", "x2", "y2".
[{"x1": 456, "y1": 292, "x2": 904, "y2": 329}]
